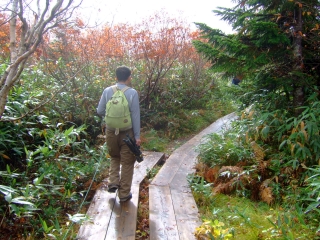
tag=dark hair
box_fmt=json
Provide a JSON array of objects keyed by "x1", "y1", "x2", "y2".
[{"x1": 116, "y1": 66, "x2": 131, "y2": 81}]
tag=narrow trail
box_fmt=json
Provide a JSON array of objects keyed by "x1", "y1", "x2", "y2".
[{"x1": 76, "y1": 112, "x2": 237, "y2": 240}]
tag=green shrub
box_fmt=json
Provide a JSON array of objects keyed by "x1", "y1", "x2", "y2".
[
  {"x1": 304, "y1": 167, "x2": 320, "y2": 214},
  {"x1": 0, "y1": 114, "x2": 109, "y2": 239},
  {"x1": 142, "y1": 129, "x2": 169, "y2": 152},
  {"x1": 196, "y1": 131, "x2": 253, "y2": 167}
]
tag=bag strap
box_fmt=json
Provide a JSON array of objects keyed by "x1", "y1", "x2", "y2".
[
  {"x1": 121, "y1": 86, "x2": 130, "y2": 93},
  {"x1": 111, "y1": 85, "x2": 118, "y2": 93},
  {"x1": 111, "y1": 85, "x2": 131, "y2": 94}
]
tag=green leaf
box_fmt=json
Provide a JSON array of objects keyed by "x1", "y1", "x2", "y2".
[
  {"x1": 33, "y1": 172, "x2": 46, "y2": 185},
  {"x1": 5, "y1": 193, "x2": 12, "y2": 203},
  {"x1": 64, "y1": 126, "x2": 74, "y2": 136},
  {"x1": 261, "y1": 125, "x2": 270, "y2": 140},
  {"x1": 6, "y1": 164, "x2": 11, "y2": 174},
  {"x1": 67, "y1": 213, "x2": 90, "y2": 223},
  {"x1": 279, "y1": 140, "x2": 287, "y2": 150},
  {"x1": 0, "y1": 185, "x2": 17, "y2": 195},
  {"x1": 11, "y1": 197, "x2": 34, "y2": 205}
]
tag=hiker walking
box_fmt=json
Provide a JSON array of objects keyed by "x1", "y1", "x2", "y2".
[
  {"x1": 232, "y1": 75, "x2": 242, "y2": 85},
  {"x1": 97, "y1": 66, "x2": 141, "y2": 202}
]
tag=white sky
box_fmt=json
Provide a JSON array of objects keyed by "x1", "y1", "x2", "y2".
[{"x1": 78, "y1": 0, "x2": 235, "y2": 33}]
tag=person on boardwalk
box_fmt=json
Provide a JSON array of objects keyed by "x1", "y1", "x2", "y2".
[
  {"x1": 97, "y1": 66, "x2": 141, "y2": 202},
  {"x1": 232, "y1": 76, "x2": 241, "y2": 85},
  {"x1": 232, "y1": 75, "x2": 242, "y2": 85}
]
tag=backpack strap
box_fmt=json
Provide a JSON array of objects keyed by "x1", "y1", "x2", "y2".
[
  {"x1": 121, "y1": 86, "x2": 131, "y2": 93},
  {"x1": 111, "y1": 85, "x2": 131, "y2": 93},
  {"x1": 111, "y1": 85, "x2": 118, "y2": 93}
]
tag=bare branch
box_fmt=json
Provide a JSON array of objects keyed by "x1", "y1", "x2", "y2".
[{"x1": 0, "y1": 0, "x2": 84, "y2": 119}]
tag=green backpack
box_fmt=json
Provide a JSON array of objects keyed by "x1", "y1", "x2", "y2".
[{"x1": 105, "y1": 85, "x2": 132, "y2": 135}]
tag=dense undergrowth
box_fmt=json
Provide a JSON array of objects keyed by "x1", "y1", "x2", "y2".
[
  {"x1": 191, "y1": 82, "x2": 320, "y2": 239},
  {"x1": 1, "y1": 8, "x2": 319, "y2": 239},
  {"x1": 1, "y1": 62, "x2": 319, "y2": 239},
  {"x1": 2, "y1": 1, "x2": 320, "y2": 238},
  {"x1": 0, "y1": 53, "x2": 232, "y2": 239}
]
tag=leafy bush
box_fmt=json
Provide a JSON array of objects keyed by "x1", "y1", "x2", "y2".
[
  {"x1": 302, "y1": 166, "x2": 320, "y2": 231},
  {"x1": 195, "y1": 90, "x2": 320, "y2": 236},
  {"x1": 0, "y1": 136, "x2": 109, "y2": 239},
  {"x1": 187, "y1": 174, "x2": 213, "y2": 207},
  {"x1": 0, "y1": 89, "x2": 109, "y2": 238},
  {"x1": 195, "y1": 219, "x2": 233, "y2": 240},
  {"x1": 196, "y1": 131, "x2": 253, "y2": 168},
  {"x1": 142, "y1": 129, "x2": 169, "y2": 152}
]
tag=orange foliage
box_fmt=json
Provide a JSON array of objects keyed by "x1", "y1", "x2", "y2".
[
  {"x1": 0, "y1": 13, "x2": 10, "y2": 58},
  {"x1": 0, "y1": 9, "x2": 206, "y2": 75},
  {"x1": 36, "y1": 10, "x2": 207, "y2": 88},
  {"x1": 51, "y1": 12, "x2": 200, "y2": 62},
  {"x1": 204, "y1": 166, "x2": 220, "y2": 183},
  {"x1": 128, "y1": 12, "x2": 198, "y2": 63},
  {"x1": 42, "y1": 21, "x2": 129, "y2": 74}
]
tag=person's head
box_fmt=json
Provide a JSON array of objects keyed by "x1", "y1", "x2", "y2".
[{"x1": 116, "y1": 66, "x2": 131, "y2": 82}]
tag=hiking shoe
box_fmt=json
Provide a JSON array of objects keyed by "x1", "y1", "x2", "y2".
[
  {"x1": 107, "y1": 186, "x2": 118, "y2": 193},
  {"x1": 119, "y1": 193, "x2": 132, "y2": 202}
]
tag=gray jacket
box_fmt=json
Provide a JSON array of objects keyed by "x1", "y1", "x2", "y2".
[{"x1": 97, "y1": 83, "x2": 140, "y2": 140}]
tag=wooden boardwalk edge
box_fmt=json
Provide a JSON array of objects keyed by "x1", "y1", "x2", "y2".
[
  {"x1": 149, "y1": 185, "x2": 179, "y2": 240},
  {"x1": 149, "y1": 112, "x2": 238, "y2": 239},
  {"x1": 76, "y1": 151, "x2": 165, "y2": 240}
]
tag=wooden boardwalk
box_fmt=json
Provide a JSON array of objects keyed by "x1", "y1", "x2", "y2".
[
  {"x1": 76, "y1": 112, "x2": 237, "y2": 240},
  {"x1": 76, "y1": 151, "x2": 165, "y2": 240},
  {"x1": 149, "y1": 112, "x2": 237, "y2": 239}
]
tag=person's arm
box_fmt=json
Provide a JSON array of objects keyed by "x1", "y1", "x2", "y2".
[
  {"x1": 130, "y1": 91, "x2": 141, "y2": 145},
  {"x1": 97, "y1": 89, "x2": 108, "y2": 117}
]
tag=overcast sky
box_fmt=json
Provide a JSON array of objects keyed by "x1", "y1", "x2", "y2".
[{"x1": 77, "y1": 0, "x2": 235, "y2": 33}]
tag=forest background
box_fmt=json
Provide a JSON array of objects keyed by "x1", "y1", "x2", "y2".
[{"x1": 0, "y1": 0, "x2": 319, "y2": 239}]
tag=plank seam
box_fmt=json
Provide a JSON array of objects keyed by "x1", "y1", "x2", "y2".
[{"x1": 103, "y1": 191, "x2": 118, "y2": 240}]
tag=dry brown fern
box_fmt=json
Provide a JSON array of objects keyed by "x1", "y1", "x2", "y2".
[
  {"x1": 259, "y1": 179, "x2": 274, "y2": 205},
  {"x1": 204, "y1": 166, "x2": 220, "y2": 183},
  {"x1": 250, "y1": 141, "x2": 265, "y2": 162},
  {"x1": 213, "y1": 168, "x2": 253, "y2": 195},
  {"x1": 194, "y1": 162, "x2": 209, "y2": 179},
  {"x1": 213, "y1": 182, "x2": 234, "y2": 195},
  {"x1": 258, "y1": 159, "x2": 271, "y2": 179},
  {"x1": 216, "y1": 166, "x2": 243, "y2": 183}
]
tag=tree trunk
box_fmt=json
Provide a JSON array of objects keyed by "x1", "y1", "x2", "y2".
[
  {"x1": 9, "y1": 0, "x2": 18, "y2": 63},
  {"x1": 0, "y1": 0, "x2": 19, "y2": 119},
  {"x1": 292, "y1": 7, "x2": 304, "y2": 115}
]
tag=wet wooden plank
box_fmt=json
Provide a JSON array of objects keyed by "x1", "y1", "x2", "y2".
[
  {"x1": 151, "y1": 151, "x2": 187, "y2": 186},
  {"x1": 149, "y1": 185, "x2": 179, "y2": 240},
  {"x1": 171, "y1": 188, "x2": 200, "y2": 240},
  {"x1": 175, "y1": 216, "x2": 200, "y2": 240},
  {"x1": 149, "y1": 113, "x2": 238, "y2": 239},
  {"x1": 133, "y1": 152, "x2": 165, "y2": 185},
  {"x1": 104, "y1": 183, "x2": 139, "y2": 240},
  {"x1": 169, "y1": 155, "x2": 196, "y2": 190},
  {"x1": 171, "y1": 188, "x2": 199, "y2": 218},
  {"x1": 77, "y1": 151, "x2": 165, "y2": 240},
  {"x1": 76, "y1": 190, "x2": 117, "y2": 240},
  {"x1": 170, "y1": 166, "x2": 200, "y2": 240}
]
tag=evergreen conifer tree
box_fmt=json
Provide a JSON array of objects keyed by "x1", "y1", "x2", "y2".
[{"x1": 194, "y1": 0, "x2": 320, "y2": 114}]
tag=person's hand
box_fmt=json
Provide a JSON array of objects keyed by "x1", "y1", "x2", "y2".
[
  {"x1": 135, "y1": 139, "x2": 141, "y2": 146},
  {"x1": 101, "y1": 123, "x2": 106, "y2": 134}
]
